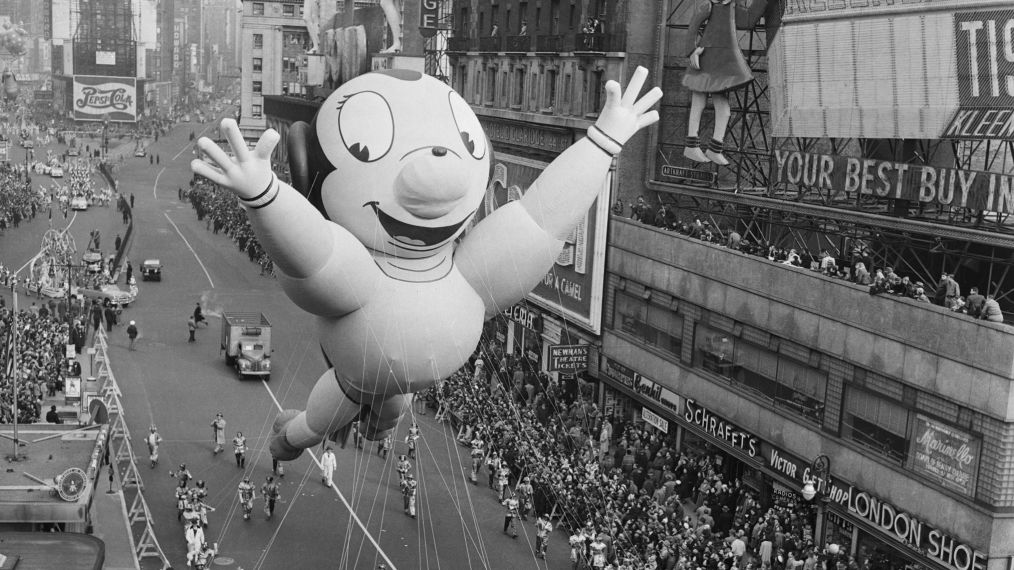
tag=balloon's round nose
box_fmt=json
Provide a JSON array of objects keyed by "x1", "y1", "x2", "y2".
[{"x1": 394, "y1": 154, "x2": 469, "y2": 219}]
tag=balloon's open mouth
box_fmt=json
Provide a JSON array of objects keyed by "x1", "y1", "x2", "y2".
[{"x1": 364, "y1": 202, "x2": 469, "y2": 248}]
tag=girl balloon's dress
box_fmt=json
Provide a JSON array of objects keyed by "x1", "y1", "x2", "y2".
[{"x1": 682, "y1": 1, "x2": 755, "y2": 94}]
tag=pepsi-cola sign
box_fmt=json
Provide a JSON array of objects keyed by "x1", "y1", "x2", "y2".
[{"x1": 72, "y1": 75, "x2": 137, "y2": 122}]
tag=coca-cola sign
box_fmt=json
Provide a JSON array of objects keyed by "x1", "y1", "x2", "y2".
[
  {"x1": 909, "y1": 414, "x2": 980, "y2": 496},
  {"x1": 72, "y1": 75, "x2": 137, "y2": 122}
]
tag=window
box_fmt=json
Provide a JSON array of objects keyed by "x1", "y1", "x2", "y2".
[
  {"x1": 535, "y1": 6, "x2": 541, "y2": 30},
  {"x1": 253, "y1": 33, "x2": 263, "y2": 49},
  {"x1": 543, "y1": 69, "x2": 557, "y2": 111},
  {"x1": 485, "y1": 68, "x2": 495, "y2": 104},
  {"x1": 251, "y1": 104, "x2": 262, "y2": 118},
  {"x1": 252, "y1": 80, "x2": 262, "y2": 93},
  {"x1": 550, "y1": 0, "x2": 560, "y2": 33},
  {"x1": 586, "y1": 69, "x2": 604, "y2": 116},
  {"x1": 252, "y1": 57, "x2": 262, "y2": 71},
  {"x1": 614, "y1": 290, "x2": 683, "y2": 357},
  {"x1": 842, "y1": 386, "x2": 909, "y2": 462},
  {"x1": 512, "y1": 68, "x2": 525, "y2": 107},
  {"x1": 474, "y1": 68, "x2": 483, "y2": 102},
  {"x1": 563, "y1": 73, "x2": 572, "y2": 113},
  {"x1": 568, "y1": 3, "x2": 576, "y2": 29},
  {"x1": 458, "y1": 65, "x2": 468, "y2": 100},
  {"x1": 282, "y1": 4, "x2": 295, "y2": 16},
  {"x1": 252, "y1": 2, "x2": 264, "y2": 15},
  {"x1": 299, "y1": 5, "x2": 304, "y2": 16},
  {"x1": 479, "y1": 12, "x2": 485, "y2": 37},
  {"x1": 460, "y1": 8, "x2": 469, "y2": 36},
  {"x1": 500, "y1": 69, "x2": 508, "y2": 102}
]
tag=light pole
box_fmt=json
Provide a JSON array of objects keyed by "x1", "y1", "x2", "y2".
[{"x1": 801, "y1": 454, "x2": 831, "y2": 545}]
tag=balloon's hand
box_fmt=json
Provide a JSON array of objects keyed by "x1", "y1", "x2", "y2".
[
  {"x1": 689, "y1": 47, "x2": 704, "y2": 71},
  {"x1": 592, "y1": 66, "x2": 663, "y2": 151},
  {"x1": 190, "y1": 118, "x2": 279, "y2": 200}
]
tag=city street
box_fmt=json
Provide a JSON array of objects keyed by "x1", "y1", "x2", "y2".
[{"x1": 3, "y1": 115, "x2": 571, "y2": 569}]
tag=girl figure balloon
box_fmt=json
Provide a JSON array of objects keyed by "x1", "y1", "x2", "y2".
[{"x1": 682, "y1": 0, "x2": 767, "y2": 166}]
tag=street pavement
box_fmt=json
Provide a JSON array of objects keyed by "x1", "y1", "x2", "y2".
[{"x1": 3, "y1": 115, "x2": 573, "y2": 570}]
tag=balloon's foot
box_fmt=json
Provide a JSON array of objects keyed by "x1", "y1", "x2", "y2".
[{"x1": 269, "y1": 410, "x2": 304, "y2": 461}]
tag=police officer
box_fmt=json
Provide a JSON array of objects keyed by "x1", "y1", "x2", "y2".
[
  {"x1": 401, "y1": 473, "x2": 417, "y2": 518},
  {"x1": 261, "y1": 476, "x2": 280, "y2": 520},
  {"x1": 232, "y1": 431, "x2": 247, "y2": 468},
  {"x1": 502, "y1": 491, "x2": 520, "y2": 538},
  {"x1": 237, "y1": 476, "x2": 256, "y2": 520}
]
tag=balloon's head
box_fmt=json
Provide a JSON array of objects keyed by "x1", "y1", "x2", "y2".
[{"x1": 309, "y1": 70, "x2": 491, "y2": 258}]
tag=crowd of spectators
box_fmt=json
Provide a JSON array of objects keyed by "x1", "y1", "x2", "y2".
[
  {"x1": 0, "y1": 307, "x2": 72, "y2": 423},
  {"x1": 435, "y1": 345, "x2": 857, "y2": 570},
  {"x1": 186, "y1": 179, "x2": 275, "y2": 276},
  {"x1": 616, "y1": 197, "x2": 1006, "y2": 324},
  {"x1": 0, "y1": 163, "x2": 44, "y2": 231}
]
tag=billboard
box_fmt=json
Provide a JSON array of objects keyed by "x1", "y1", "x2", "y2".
[
  {"x1": 908, "y1": 415, "x2": 981, "y2": 496},
  {"x1": 769, "y1": 1, "x2": 1014, "y2": 140},
  {"x1": 72, "y1": 76, "x2": 138, "y2": 122},
  {"x1": 472, "y1": 154, "x2": 609, "y2": 334}
]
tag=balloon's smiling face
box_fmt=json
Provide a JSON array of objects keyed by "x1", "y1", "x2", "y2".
[{"x1": 315, "y1": 70, "x2": 490, "y2": 259}]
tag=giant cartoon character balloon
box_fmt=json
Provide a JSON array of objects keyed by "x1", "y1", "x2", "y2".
[{"x1": 192, "y1": 68, "x2": 661, "y2": 462}]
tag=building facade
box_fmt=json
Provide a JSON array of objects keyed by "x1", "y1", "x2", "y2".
[
  {"x1": 448, "y1": 0, "x2": 1014, "y2": 568},
  {"x1": 239, "y1": 0, "x2": 309, "y2": 138}
]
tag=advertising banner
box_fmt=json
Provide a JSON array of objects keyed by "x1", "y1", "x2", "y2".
[
  {"x1": 770, "y1": 149, "x2": 1014, "y2": 214},
  {"x1": 909, "y1": 414, "x2": 980, "y2": 496},
  {"x1": 473, "y1": 153, "x2": 608, "y2": 334},
  {"x1": 548, "y1": 344, "x2": 590, "y2": 372},
  {"x1": 769, "y1": 1, "x2": 1014, "y2": 140},
  {"x1": 641, "y1": 407, "x2": 669, "y2": 433},
  {"x1": 72, "y1": 75, "x2": 137, "y2": 122}
]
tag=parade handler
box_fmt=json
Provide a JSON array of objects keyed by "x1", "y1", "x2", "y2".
[{"x1": 190, "y1": 68, "x2": 661, "y2": 464}]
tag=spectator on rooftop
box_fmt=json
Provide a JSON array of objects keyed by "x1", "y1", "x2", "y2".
[
  {"x1": 726, "y1": 231, "x2": 741, "y2": 250},
  {"x1": 914, "y1": 287, "x2": 930, "y2": 303},
  {"x1": 980, "y1": 294, "x2": 1004, "y2": 323},
  {"x1": 965, "y1": 287, "x2": 985, "y2": 318},
  {"x1": 854, "y1": 262, "x2": 872, "y2": 285},
  {"x1": 819, "y1": 250, "x2": 836, "y2": 275},
  {"x1": 943, "y1": 272, "x2": 961, "y2": 309}
]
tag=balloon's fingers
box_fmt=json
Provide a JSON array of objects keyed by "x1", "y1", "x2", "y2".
[
  {"x1": 253, "y1": 129, "x2": 281, "y2": 161},
  {"x1": 621, "y1": 66, "x2": 649, "y2": 106},
  {"x1": 633, "y1": 87, "x2": 663, "y2": 115},
  {"x1": 190, "y1": 160, "x2": 230, "y2": 187},
  {"x1": 636, "y1": 110, "x2": 660, "y2": 130},
  {"x1": 603, "y1": 80, "x2": 623, "y2": 106},
  {"x1": 220, "y1": 119, "x2": 250, "y2": 161},
  {"x1": 196, "y1": 138, "x2": 234, "y2": 171}
]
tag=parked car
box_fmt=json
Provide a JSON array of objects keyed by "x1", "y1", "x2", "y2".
[
  {"x1": 141, "y1": 259, "x2": 162, "y2": 281},
  {"x1": 67, "y1": 147, "x2": 79, "y2": 157},
  {"x1": 78, "y1": 283, "x2": 137, "y2": 307},
  {"x1": 134, "y1": 148, "x2": 146, "y2": 157},
  {"x1": 21, "y1": 139, "x2": 33, "y2": 149},
  {"x1": 70, "y1": 195, "x2": 89, "y2": 210},
  {"x1": 50, "y1": 167, "x2": 64, "y2": 178}
]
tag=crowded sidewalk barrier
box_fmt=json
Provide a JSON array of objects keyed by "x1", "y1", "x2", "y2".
[{"x1": 93, "y1": 327, "x2": 172, "y2": 570}]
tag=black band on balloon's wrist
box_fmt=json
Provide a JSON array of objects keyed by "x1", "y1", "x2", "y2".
[
  {"x1": 591, "y1": 125, "x2": 622, "y2": 150},
  {"x1": 242, "y1": 174, "x2": 279, "y2": 210},
  {"x1": 586, "y1": 135, "x2": 617, "y2": 157},
  {"x1": 244, "y1": 176, "x2": 275, "y2": 203}
]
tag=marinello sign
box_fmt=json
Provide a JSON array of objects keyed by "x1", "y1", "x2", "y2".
[
  {"x1": 771, "y1": 150, "x2": 1014, "y2": 214},
  {"x1": 72, "y1": 75, "x2": 137, "y2": 122}
]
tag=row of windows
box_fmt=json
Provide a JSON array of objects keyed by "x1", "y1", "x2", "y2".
[
  {"x1": 460, "y1": 0, "x2": 608, "y2": 37},
  {"x1": 251, "y1": 56, "x2": 303, "y2": 73},
  {"x1": 612, "y1": 287, "x2": 979, "y2": 493},
  {"x1": 250, "y1": 3, "x2": 304, "y2": 17},
  {"x1": 459, "y1": 65, "x2": 605, "y2": 116}
]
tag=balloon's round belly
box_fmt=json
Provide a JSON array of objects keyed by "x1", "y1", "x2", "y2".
[{"x1": 319, "y1": 284, "x2": 485, "y2": 395}]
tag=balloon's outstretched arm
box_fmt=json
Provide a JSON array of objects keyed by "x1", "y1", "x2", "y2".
[
  {"x1": 191, "y1": 120, "x2": 378, "y2": 316},
  {"x1": 457, "y1": 67, "x2": 660, "y2": 315}
]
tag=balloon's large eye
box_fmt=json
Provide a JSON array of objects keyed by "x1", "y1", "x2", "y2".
[
  {"x1": 448, "y1": 91, "x2": 486, "y2": 160},
  {"x1": 337, "y1": 91, "x2": 394, "y2": 162}
]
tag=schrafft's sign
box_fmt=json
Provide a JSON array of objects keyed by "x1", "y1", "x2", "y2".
[
  {"x1": 944, "y1": 10, "x2": 1014, "y2": 140},
  {"x1": 72, "y1": 75, "x2": 137, "y2": 122},
  {"x1": 548, "y1": 344, "x2": 590, "y2": 372},
  {"x1": 771, "y1": 150, "x2": 1014, "y2": 214},
  {"x1": 683, "y1": 398, "x2": 759, "y2": 458}
]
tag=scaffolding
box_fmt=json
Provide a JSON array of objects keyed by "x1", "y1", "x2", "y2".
[
  {"x1": 650, "y1": 0, "x2": 1014, "y2": 311},
  {"x1": 71, "y1": 0, "x2": 137, "y2": 77}
]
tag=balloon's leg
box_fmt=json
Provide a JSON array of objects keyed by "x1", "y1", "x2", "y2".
[
  {"x1": 684, "y1": 91, "x2": 710, "y2": 163},
  {"x1": 269, "y1": 369, "x2": 363, "y2": 461},
  {"x1": 361, "y1": 394, "x2": 411, "y2": 441}
]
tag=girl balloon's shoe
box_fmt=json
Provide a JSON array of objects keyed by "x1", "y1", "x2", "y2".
[
  {"x1": 704, "y1": 138, "x2": 729, "y2": 166},
  {"x1": 683, "y1": 136, "x2": 709, "y2": 163}
]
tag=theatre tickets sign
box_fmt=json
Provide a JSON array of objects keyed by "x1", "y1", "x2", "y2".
[{"x1": 771, "y1": 149, "x2": 1014, "y2": 214}]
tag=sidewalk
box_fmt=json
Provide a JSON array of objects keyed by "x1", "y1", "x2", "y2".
[{"x1": 89, "y1": 464, "x2": 140, "y2": 570}]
